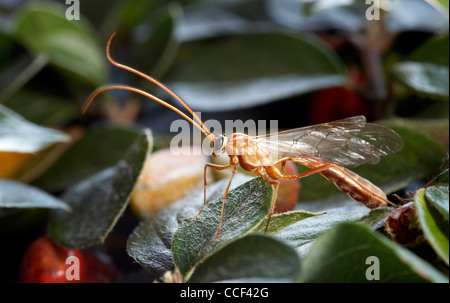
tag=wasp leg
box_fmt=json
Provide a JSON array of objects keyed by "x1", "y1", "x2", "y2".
[
  {"x1": 184, "y1": 162, "x2": 234, "y2": 222},
  {"x1": 267, "y1": 160, "x2": 333, "y2": 181},
  {"x1": 211, "y1": 164, "x2": 238, "y2": 242},
  {"x1": 261, "y1": 161, "x2": 286, "y2": 233}
]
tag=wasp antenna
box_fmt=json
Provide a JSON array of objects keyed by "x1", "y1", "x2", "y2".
[
  {"x1": 83, "y1": 84, "x2": 212, "y2": 139},
  {"x1": 104, "y1": 33, "x2": 214, "y2": 141}
]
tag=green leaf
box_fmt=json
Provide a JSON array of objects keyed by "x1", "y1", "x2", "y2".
[
  {"x1": 188, "y1": 234, "x2": 300, "y2": 283},
  {"x1": 126, "y1": 174, "x2": 252, "y2": 278},
  {"x1": 32, "y1": 126, "x2": 142, "y2": 192},
  {"x1": 415, "y1": 188, "x2": 449, "y2": 265},
  {"x1": 299, "y1": 222, "x2": 448, "y2": 283},
  {"x1": 0, "y1": 54, "x2": 48, "y2": 103},
  {"x1": 13, "y1": 1, "x2": 106, "y2": 86},
  {"x1": 425, "y1": 185, "x2": 449, "y2": 221},
  {"x1": 171, "y1": 176, "x2": 322, "y2": 280},
  {"x1": 392, "y1": 34, "x2": 449, "y2": 101},
  {"x1": 254, "y1": 210, "x2": 322, "y2": 234},
  {"x1": 386, "y1": 119, "x2": 449, "y2": 148},
  {"x1": 0, "y1": 29, "x2": 15, "y2": 68},
  {"x1": 166, "y1": 33, "x2": 345, "y2": 111},
  {"x1": 275, "y1": 202, "x2": 392, "y2": 256},
  {"x1": 172, "y1": 177, "x2": 273, "y2": 279},
  {"x1": 429, "y1": 168, "x2": 449, "y2": 186},
  {"x1": 408, "y1": 34, "x2": 449, "y2": 66},
  {"x1": 127, "y1": 172, "x2": 340, "y2": 279},
  {"x1": 0, "y1": 104, "x2": 69, "y2": 153},
  {"x1": 132, "y1": 3, "x2": 181, "y2": 79},
  {"x1": 359, "y1": 125, "x2": 447, "y2": 192},
  {"x1": 2, "y1": 89, "x2": 79, "y2": 126},
  {"x1": 393, "y1": 62, "x2": 449, "y2": 100},
  {"x1": 48, "y1": 130, "x2": 152, "y2": 248},
  {"x1": 112, "y1": 0, "x2": 164, "y2": 31},
  {"x1": 0, "y1": 179, "x2": 69, "y2": 211},
  {"x1": 435, "y1": 0, "x2": 449, "y2": 11}
]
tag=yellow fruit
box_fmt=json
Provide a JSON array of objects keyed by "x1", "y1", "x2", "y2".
[
  {"x1": 0, "y1": 152, "x2": 34, "y2": 179},
  {"x1": 130, "y1": 146, "x2": 210, "y2": 218}
]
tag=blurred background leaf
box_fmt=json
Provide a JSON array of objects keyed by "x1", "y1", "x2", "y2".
[
  {"x1": 31, "y1": 126, "x2": 143, "y2": 193},
  {"x1": 188, "y1": 234, "x2": 301, "y2": 283},
  {"x1": 164, "y1": 33, "x2": 345, "y2": 111},
  {"x1": 0, "y1": 179, "x2": 69, "y2": 210},
  {"x1": 48, "y1": 130, "x2": 151, "y2": 248},
  {"x1": 12, "y1": 1, "x2": 106, "y2": 86},
  {"x1": 299, "y1": 222, "x2": 448, "y2": 283},
  {"x1": 0, "y1": 104, "x2": 69, "y2": 153}
]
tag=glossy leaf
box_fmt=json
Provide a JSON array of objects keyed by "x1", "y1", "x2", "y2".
[
  {"x1": 166, "y1": 33, "x2": 345, "y2": 111},
  {"x1": 0, "y1": 104, "x2": 69, "y2": 153},
  {"x1": 48, "y1": 130, "x2": 152, "y2": 248},
  {"x1": 170, "y1": 177, "x2": 273, "y2": 278},
  {"x1": 415, "y1": 188, "x2": 449, "y2": 265},
  {"x1": 275, "y1": 201, "x2": 392, "y2": 256},
  {"x1": 392, "y1": 33, "x2": 449, "y2": 100},
  {"x1": 127, "y1": 174, "x2": 252, "y2": 277},
  {"x1": 429, "y1": 168, "x2": 449, "y2": 186},
  {"x1": 393, "y1": 62, "x2": 449, "y2": 100},
  {"x1": 188, "y1": 234, "x2": 301, "y2": 283},
  {"x1": 385, "y1": 0, "x2": 449, "y2": 33},
  {"x1": 171, "y1": 176, "x2": 323, "y2": 280},
  {"x1": 278, "y1": 0, "x2": 448, "y2": 33},
  {"x1": 425, "y1": 185, "x2": 449, "y2": 221},
  {"x1": 0, "y1": 179, "x2": 69, "y2": 211},
  {"x1": 13, "y1": 1, "x2": 106, "y2": 86},
  {"x1": 128, "y1": 174, "x2": 319, "y2": 279},
  {"x1": 254, "y1": 209, "x2": 322, "y2": 234},
  {"x1": 299, "y1": 222, "x2": 448, "y2": 283},
  {"x1": 32, "y1": 126, "x2": 143, "y2": 192}
]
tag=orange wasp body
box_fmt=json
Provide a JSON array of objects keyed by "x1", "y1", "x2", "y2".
[{"x1": 84, "y1": 33, "x2": 403, "y2": 241}]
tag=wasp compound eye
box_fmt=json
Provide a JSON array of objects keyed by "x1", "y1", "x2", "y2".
[{"x1": 214, "y1": 134, "x2": 225, "y2": 152}]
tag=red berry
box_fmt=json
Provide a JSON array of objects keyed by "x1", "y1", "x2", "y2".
[
  {"x1": 20, "y1": 236, "x2": 121, "y2": 283},
  {"x1": 309, "y1": 86, "x2": 368, "y2": 125},
  {"x1": 20, "y1": 237, "x2": 85, "y2": 283}
]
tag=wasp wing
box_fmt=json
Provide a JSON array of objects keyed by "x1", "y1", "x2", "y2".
[{"x1": 256, "y1": 116, "x2": 403, "y2": 167}]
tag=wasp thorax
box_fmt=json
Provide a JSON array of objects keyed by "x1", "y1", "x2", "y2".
[{"x1": 211, "y1": 134, "x2": 227, "y2": 158}]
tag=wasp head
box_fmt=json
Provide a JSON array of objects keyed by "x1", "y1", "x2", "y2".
[{"x1": 211, "y1": 134, "x2": 227, "y2": 158}]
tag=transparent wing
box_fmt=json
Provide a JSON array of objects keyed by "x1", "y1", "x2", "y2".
[{"x1": 256, "y1": 116, "x2": 403, "y2": 167}]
